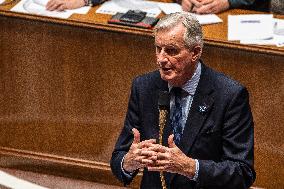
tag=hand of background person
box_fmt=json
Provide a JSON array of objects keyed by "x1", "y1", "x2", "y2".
[
  {"x1": 143, "y1": 134, "x2": 196, "y2": 179},
  {"x1": 46, "y1": 0, "x2": 85, "y2": 11},
  {"x1": 181, "y1": 0, "x2": 201, "y2": 12},
  {"x1": 181, "y1": 0, "x2": 194, "y2": 12},
  {"x1": 123, "y1": 128, "x2": 157, "y2": 173},
  {"x1": 191, "y1": 0, "x2": 230, "y2": 14}
]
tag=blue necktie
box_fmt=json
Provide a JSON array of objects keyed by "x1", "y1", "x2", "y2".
[{"x1": 171, "y1": 87, "x2": 183, "y2": 145}]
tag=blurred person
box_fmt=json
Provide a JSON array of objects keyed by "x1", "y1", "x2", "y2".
[
  {"x1": 46, "y1": 0, "x2": 104, "y2": 11},
  {"x1": 270, "y1": 0, "x2": 284, "y2": 14},
  {"x1": 180, "y1": 0, "x2": 270, "y2": 14}
]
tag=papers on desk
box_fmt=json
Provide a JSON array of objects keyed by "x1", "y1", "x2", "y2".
[
  {"x1": 193, "y1": 14, "x2": 222, "y2": 25},
  {"x1": 228, "y1": 14, "x2": 274, "y2": 41},
  {"x1": 0, "y1": 170, "x2": 48, "y2": 189},
  {"x1": 96, "y1": 0, "x2": 161, "y2": 17},
  {"x1": 156, "y1": 3, "x2": 222, "y2": 25},
  {"x1": 274, "y1": 18, "x2": 284, "y2": 36},
  {"x1": 96, "y1": 0, "x2": 222, "y2": 25},
  {"x1": 11, "y1": 0, "x2": 90, "y2": 19},
  {"x1": 156, "y1": 2, "x2": 182, "y2": 14},
  {"x1": 240, "y1": 34, "x2": 284, "y2": 47},
  {"x1": 9, "y1": 0, "x2": 223, "y2": 24},
  {"x1": 158, "y1": 3, "x2": 222, "y2": 24},
  {"x1": 228, "y1": 14, "x2": 284, "y2": 47}
]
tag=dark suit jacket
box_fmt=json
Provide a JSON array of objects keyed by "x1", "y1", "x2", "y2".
[
  {"x1": 229, "y1": 0, "x2": 270, "y2": 12},
  {"x1": 244, "y1": 0, "x2": 270, "y2": 12},
  {"x1": 110, "y1": 63, "x2": 255, "y2": 189}
]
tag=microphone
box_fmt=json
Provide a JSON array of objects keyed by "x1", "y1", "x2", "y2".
[
  {"x1": 158, "y1": 91, "x2": 170, "y2": 144},
  {"x1": 158, "y1": 91, "x2": 170, "y2": 189}
]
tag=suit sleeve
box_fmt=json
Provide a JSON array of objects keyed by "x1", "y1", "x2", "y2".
[
  {"x1": 196, "y1": 87, "x2": 256, "y2": 189},
  {"x1": 110, "y1": 78, "x2": 140, "y2": 185},
  {"x1": 228, "y1": 0, "x2": 255, "y2": 8}
]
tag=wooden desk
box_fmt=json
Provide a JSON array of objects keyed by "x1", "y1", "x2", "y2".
[{"x1": 0, "y1": 2, "x2": 283, "y2": 189}]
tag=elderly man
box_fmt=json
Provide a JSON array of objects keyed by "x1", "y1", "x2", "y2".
[{"x1": 110, "y1": 12, "x2": 255, "y2": 189}]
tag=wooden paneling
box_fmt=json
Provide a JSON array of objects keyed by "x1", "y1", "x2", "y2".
[{"x1": 0, "y1": 14, "x2": 153, "y2": 188}]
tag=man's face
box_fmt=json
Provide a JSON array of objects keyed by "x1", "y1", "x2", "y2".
[{"x1": 155, "y1": 24, "x2": 200, "y2": 87}]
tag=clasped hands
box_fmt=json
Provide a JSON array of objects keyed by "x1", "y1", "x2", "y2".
[
  {"x1": 45, "y1": 0, "x2": 229, "y2": 14},
  {"x1": 182, "y1": 0, "x2": 230, "y2": 14},
  {"x1": 123, "y1": 128, "x2": 196, "y2": 179}
]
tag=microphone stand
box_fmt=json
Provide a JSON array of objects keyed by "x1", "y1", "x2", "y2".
[
  {"x1": 158, "y1": 91, "x2": 170, "y2": 189},
  {"x1": 159, "y1": 108, "x2": 167, "y2": 189}
]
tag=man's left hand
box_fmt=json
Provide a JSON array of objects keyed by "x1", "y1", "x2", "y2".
[{"x1": 141, "y1": 134, "x2": 196, "y2": 179}]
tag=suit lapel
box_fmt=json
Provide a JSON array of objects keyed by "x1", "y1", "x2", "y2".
[
  {"x1": 168, "y1": 63, "x2": 215, "y2": 184},
  {"x1": 181, "y1": 63, "x2": 215, "y2": 154},
  {"x1": 179, "y1": 89, "x2": 214, "y2": 153}
]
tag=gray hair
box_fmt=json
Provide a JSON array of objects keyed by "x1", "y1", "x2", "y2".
[{"x1": 154, "y1": 12, "x2": 204, "y2": 49}]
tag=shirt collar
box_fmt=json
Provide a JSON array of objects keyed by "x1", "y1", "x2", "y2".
[{"x1": 169, "y1": 61, "x2": 201, "y2": 96}]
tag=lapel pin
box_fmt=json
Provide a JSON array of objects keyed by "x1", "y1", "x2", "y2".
[{"x1": 198, "y1": 104, "x2": 209, "y2": 114}]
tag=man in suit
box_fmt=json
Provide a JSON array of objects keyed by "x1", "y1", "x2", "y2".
[{"x1": 110, "y1": 12, "x2": 255, "y2": 189}]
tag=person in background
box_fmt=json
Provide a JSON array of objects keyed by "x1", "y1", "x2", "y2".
[
  {"x1": 45, "y1": 0, "x2": 270, "y2": 13},
  {"x1": 180, "y1": 0, "x2": 270, "y2": 14},
  {"x1": 110, "y1": 12, "x2": 255, "y2": 189},
  {"x1": 270, "y1": 0, "x2": 284, "y2": 14},
  {"x1": 45, "y1": 0, "x2": 104, "y2": 11},
  {"x1": 46, "y1": 0, "x2": 84, "y2": 11}
]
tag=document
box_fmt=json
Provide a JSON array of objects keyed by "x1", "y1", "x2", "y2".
[
  {"x1": 240, "y1": 18, "x2": 284, "y2": 47},
  {"x1": 97, "y1": 0, "x2": 222, "y2": 24},
  {"x1": 228, "y1": 14, "x2": 274, "y2": 41},
  {"x1": 11, "y1": 0, "x2": 90, "y2": 19},
  {"x1": 240, "y1": 35, "x2": 284, "y2": 47},
  {"x1": 193, "y1": 14, "x2": 222, "y2": 25},
  {"x1": 156, "y1": 2, "x2": 182, "y2": 14},
  {"x1": 0, "y1": 170, "x2": 48, "y2": 189},
  {"x1": 274, "y1": 18, "x2": 284, "y2": 36},
  {"x1": 157, "y1": 3, "x2": 222, "y2": 25},
  {"x1": 96, "y1": 0, "x2": 161, "y2": 17}
]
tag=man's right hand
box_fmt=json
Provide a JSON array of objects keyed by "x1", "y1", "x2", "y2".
[{"x1": 123, "y1": 128, "x2": 156, "y2": 173}]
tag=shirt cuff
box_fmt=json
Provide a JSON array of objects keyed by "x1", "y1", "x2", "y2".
[
  {"x1": 121, "y1": 155, "x2": 134, "y2": 178},
  {"x1": 191, "y1": 159, "x2": 199, "y2": 181}
]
